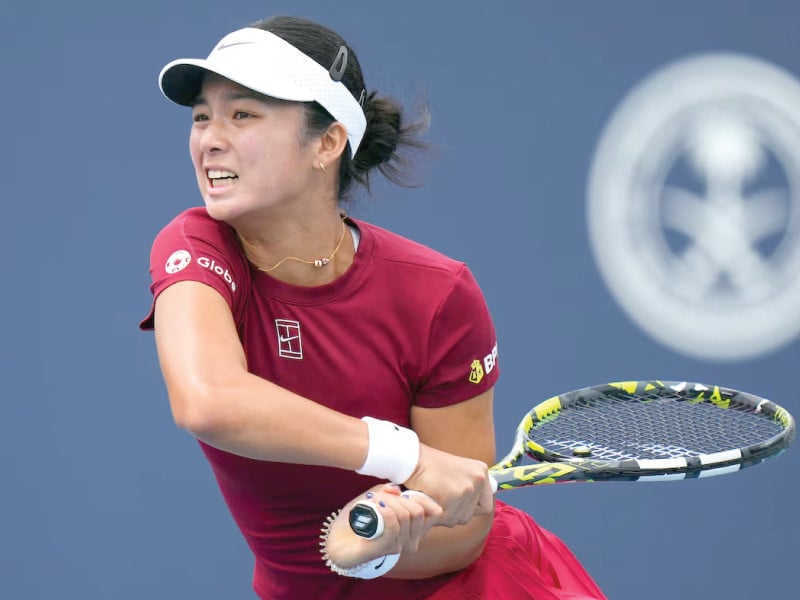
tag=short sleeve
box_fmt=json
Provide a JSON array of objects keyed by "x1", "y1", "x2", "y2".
[
  {"x1": 414, "y1": 265, "x2": 499, "y2": 408},
  {"x1": 139, "y1": 208, "x2": 248, "y2": 330}
]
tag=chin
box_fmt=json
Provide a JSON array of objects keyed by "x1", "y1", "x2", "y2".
[{"x1": 202, "y1": 197, "x2": 244, "y2": 224}]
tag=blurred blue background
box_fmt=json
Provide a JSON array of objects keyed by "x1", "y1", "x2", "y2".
[{"x1": 2, "y1": 1, "x2": 798, "y2": 598}]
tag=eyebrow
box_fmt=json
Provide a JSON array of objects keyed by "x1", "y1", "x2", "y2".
[{"x1": 192, "y1": 90, "x2": 283, "y2": 108}]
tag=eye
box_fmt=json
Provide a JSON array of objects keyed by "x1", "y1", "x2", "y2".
[
  {"x1": 233, "y1": 111, "x2": 252, "y2": 120},
  {"x1": 192, "y1": 112, "x2": 209, "y2": 123}
]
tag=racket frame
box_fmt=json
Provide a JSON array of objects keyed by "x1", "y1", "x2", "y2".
[{"x1": 490, "y1": 380, "x2": 796, "y2": 489}]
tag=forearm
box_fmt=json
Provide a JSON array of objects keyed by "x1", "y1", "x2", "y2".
[
  {"x1": 173, "y1": 370, "x2": 367, "y2": 469},
  {"x1": 388, "y1": 512, "x2": 494, "y2": 579},
  {"x1": 383, "y1": 392, "x2": 496, "y2": 577}
]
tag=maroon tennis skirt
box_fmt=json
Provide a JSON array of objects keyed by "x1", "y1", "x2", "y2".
[{"x1": 427, "y1": 501, "x2": 607, "y2": 600}]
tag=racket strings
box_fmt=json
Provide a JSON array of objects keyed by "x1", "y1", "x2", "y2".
[{"x1": 526, "y1": 391, "x2": 785, "y2": 461}]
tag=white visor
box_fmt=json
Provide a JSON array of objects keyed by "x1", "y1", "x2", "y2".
[{"x1": 159, "y1": 27, "x2": 367, "y2": 155}]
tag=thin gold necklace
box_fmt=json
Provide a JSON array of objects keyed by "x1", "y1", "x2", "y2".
[{"x1": 261, "y1": 213, "x2": 348, "y2": 273}]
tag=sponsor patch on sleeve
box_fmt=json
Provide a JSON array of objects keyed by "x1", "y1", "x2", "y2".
[{"x1": 469, "y1": 341, "x2": 498, "y2": 384}]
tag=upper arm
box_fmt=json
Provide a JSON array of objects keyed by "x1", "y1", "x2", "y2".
[
  {"x1": 153, "y1": 280, "x2": 248, "y2": 429},
  {"x1": 414, "y1": 265, "x2": 499, "y2": 410},
  {"x1": 410, "y1": 388, "x2": 496, "y2": 466}
]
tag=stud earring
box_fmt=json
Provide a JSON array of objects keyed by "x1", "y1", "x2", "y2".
[{"x1": 319, "y1": 162, "x2": 326, "y2": 173}]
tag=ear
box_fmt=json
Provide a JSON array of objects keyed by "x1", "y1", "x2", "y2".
[{"x1": 316, "y1": 121, "x2": 350, "y2": 168}]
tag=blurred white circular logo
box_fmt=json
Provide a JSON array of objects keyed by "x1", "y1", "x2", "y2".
[
  {"x1": 165, "y1": 250, "x2": 192, "y2": 274},
  {"x1": 587, "y1": 53, "x2": 800, "y2": 361}
]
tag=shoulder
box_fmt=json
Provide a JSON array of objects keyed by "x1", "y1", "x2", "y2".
[
  {"x1": 141, "y1": 207, "x2": 249, "y2": 329},
  {"x1": 356, "y1": 219, "x2": 467, "y2": 278},
  {"x1": 147, "y1": 206, "x2": 249, "y2": 293},
  {"x1": 354, "y1": 218, "x2": 489, "y2": 319},
  {"x1": 150, "y1": 207, "x2": 245, "y2": 269},
  {"x1": 155, "y1": 207, "x2": 238, "y2": 245}
]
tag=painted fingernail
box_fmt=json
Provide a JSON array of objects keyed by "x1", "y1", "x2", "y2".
[
  {"x1": 379, "y1": 500, "x2": 386, "y2": 508},
  {"x1": 365, "y1": 492, "x2": 374, "y2": 499},
  {"x1": 401, "y1": 493, "x2": 410, "y2": 499}
]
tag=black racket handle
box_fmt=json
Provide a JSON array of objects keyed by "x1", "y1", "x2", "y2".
[
  {"x1": 349, "y1": 490, "x2": 429, "y2": 539},
  {"x1": 349, "y1": 501, "x2": 384, "y2": 539},
  {"x1": 349, "y1": 478, "x2": 497, "y2": 539}
]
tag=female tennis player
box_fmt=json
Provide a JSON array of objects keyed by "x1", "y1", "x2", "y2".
[{"x1": 140, "y1": 15, "x2": 606, "y2": 599}]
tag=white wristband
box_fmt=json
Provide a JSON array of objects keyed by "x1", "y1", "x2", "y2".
[{"x1": 355, "y1": 417, "x2": 420, "y2": 484}]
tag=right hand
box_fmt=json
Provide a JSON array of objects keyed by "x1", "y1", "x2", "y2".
[{"x1": 403, "y1": 443, "x2": 495, "y2": 528}]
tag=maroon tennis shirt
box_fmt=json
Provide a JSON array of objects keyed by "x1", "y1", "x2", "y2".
[{"x1": 140, "y1": 207, "x2": 509, "y2": 598}]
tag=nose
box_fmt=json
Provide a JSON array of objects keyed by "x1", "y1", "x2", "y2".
[{"x1": 198, "y1": 118, "x2": 229, "y2": 154}]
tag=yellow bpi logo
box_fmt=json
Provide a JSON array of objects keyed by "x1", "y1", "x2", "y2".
[
  {"x1": 469, "y1": 359, "x2": 485, "y2": 384},
  {"x1": 468, "y1": 342, "x2": 498, "y2": 384}
]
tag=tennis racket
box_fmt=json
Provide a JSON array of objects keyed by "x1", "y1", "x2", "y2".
[{"x1": 349, "y1": 380, "x2": 795, "y2": 538}]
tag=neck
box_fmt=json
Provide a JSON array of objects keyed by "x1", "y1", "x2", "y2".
[{"x1": 237, "y1": 208, "x2": 354, "y2": 286}]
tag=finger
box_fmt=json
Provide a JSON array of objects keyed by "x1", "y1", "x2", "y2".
[
  {"x1": 379, "y1": 491, "x2": 434, "y2": 553},
  {"x1": 456, "y1": 493, "x2": 477, "y2": 526},
  {"x1": 448, "y1": 484, "x2": 482, "y2": 527},
  {"x1": 400, "y1": 496, "x2": 428, "y2": 552},
  {"x1": 372, "y1": 498, "x2": 404, "y2": 554},
  {"x1": 379, "y1": 483, "x2": 404, "y2": 497},
  {"x1": 475, "y1": 474, "x2": 496, "y2": 515},
  {"x1": 440, "y1": 488, "x2": 474, "y2": 527},
  {"x1": 400, "y1": 489, "x2": 443, "y2": 520},
  {"x1": 375, "y1": 494, "x2": 413, "y2": 550}
]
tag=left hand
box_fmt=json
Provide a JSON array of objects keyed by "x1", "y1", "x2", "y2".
[{"x1": 324, "y1": 483, "x2": 442, "y2": 569}]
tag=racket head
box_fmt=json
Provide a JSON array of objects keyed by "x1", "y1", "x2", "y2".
[{"x1": 491, "y1": 380, "x2": 795, "y2": 489}]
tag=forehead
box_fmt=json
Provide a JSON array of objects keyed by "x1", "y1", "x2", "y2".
[{"x1": 194, "y1": 73, "x2": 294, "y2": 108}]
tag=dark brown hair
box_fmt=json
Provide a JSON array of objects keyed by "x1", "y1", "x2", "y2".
[{"x1": 251, "y1": 16, "x2": 428, "y2": 200}]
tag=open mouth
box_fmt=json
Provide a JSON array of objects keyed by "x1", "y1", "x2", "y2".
[{"x1": 207, "y1": 169, "x2": 239, "y2": 188}]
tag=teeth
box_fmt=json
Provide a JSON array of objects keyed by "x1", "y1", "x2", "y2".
[
  {"x1": 211, "y1": 178, "x2": 236, "y2": 188},
  {"x1": 207, "y1": 169, "x2": 237, "y2": 180}
]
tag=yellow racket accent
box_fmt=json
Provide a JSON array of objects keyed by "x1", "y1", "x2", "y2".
[
  {"x1": 608, "y1": 381, "x2": 639, "y2": 394},
  {"x1": 493, "y1": 462, "x2": 579, "y2": 488},
  {"x1": 534, "y1": 396, "x2": 561, "y2": 421}
]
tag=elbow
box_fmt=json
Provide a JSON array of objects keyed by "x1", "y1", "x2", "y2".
[
  {"x1": 171, "y1": 403, "x2": 209, "y2": 438},
  {"x1": 168, "y1": 383, "x2": 226, "y2": 439}
]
